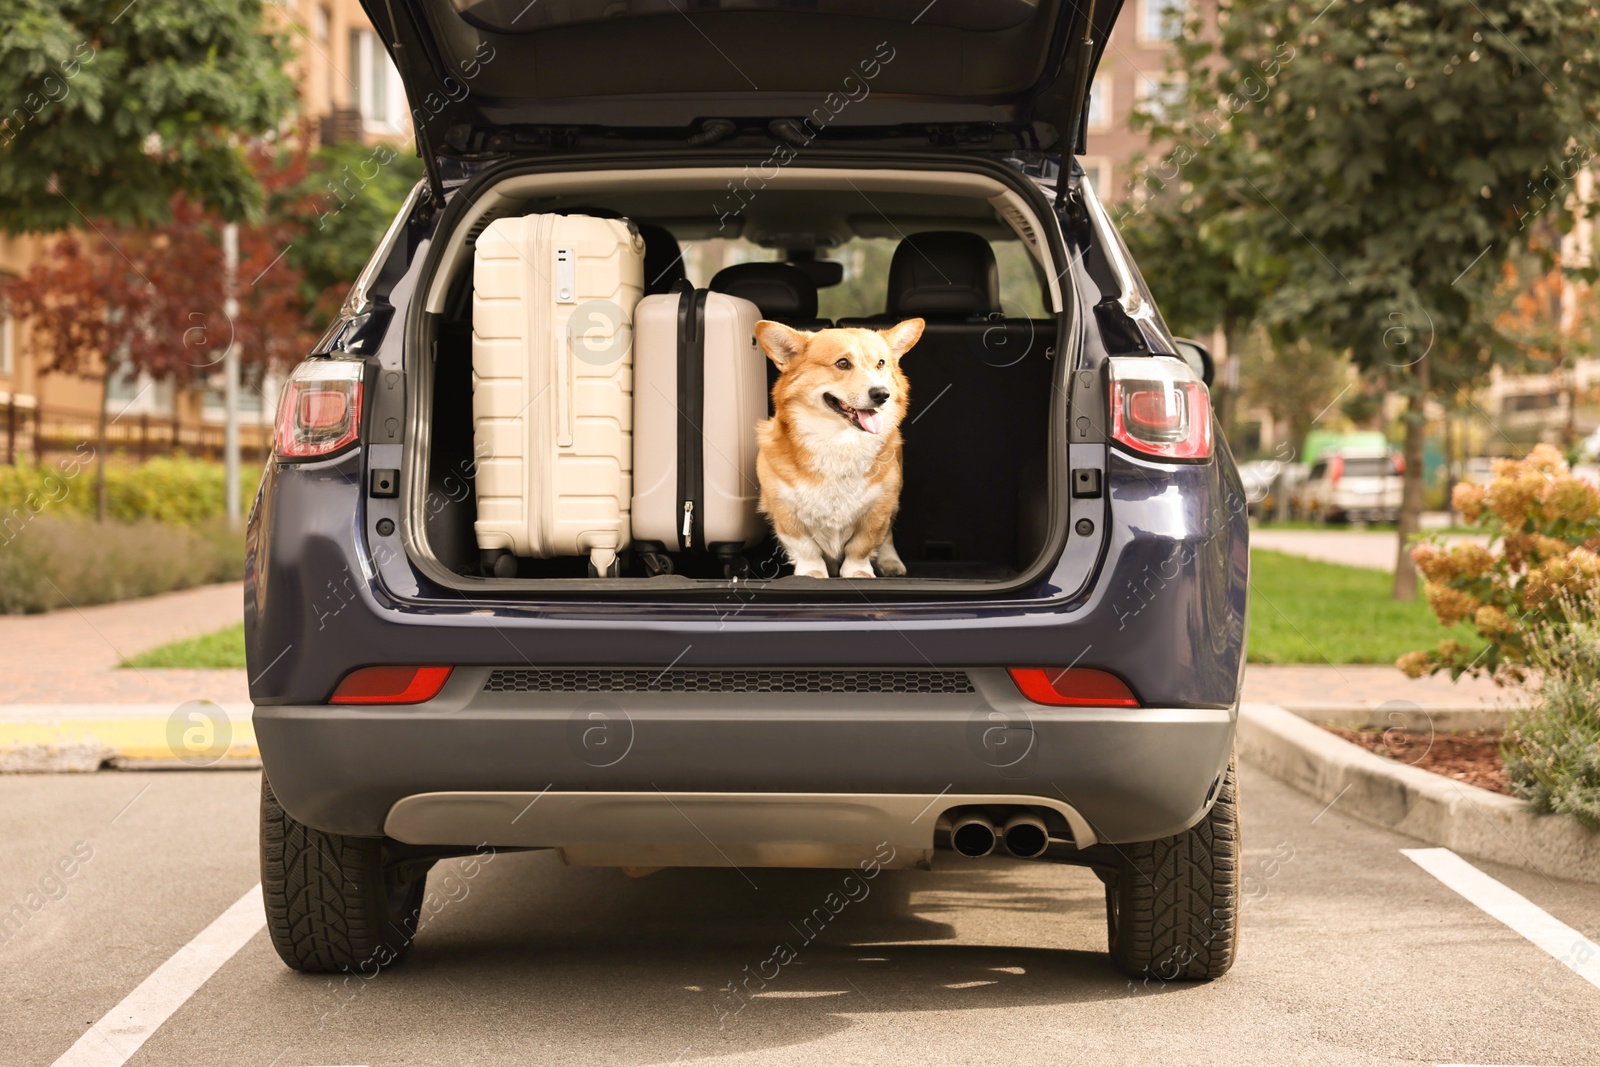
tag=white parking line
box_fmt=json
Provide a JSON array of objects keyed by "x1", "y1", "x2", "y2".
[
  {"x1": 53, "y1": 885, "x2": 265, "y2": 1067},
  {"x1": 1403, "y1": 848, "x2": 1600, "y2": 992}
]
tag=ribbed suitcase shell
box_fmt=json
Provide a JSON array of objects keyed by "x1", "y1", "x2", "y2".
[
  {"x1": 471, "y1": 214, "x2": 644, "y2": 572},
  {"x1": 632, "y1": 289, "x2": 767, "y2": 551}
]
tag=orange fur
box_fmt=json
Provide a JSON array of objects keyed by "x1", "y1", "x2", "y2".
[{"x1": 753, "y1": 319, "x2": 923, "y2": 578}]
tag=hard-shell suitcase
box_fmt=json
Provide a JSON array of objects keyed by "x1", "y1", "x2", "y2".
[
  {"x1": 631, "y1": 284, "x2": 768, "y2": 572},
  {"x1": 471, "y1": 213, "x2": 644, "y2": 576}
]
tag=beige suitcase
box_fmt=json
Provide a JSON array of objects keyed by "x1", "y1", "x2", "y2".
[
  {"x1": 471, "y1": 214, "x2": 644, "y2": 576},
  {"x1": 631, "y1": 285, "x2": 768, "y2": 568}
]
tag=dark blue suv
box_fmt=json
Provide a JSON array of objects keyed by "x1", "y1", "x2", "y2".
[{"x1": 248, "y1": 0, "x2": 1249, "y2": 983}]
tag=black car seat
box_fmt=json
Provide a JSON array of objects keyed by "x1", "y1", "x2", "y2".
[
  {"x1": 847, "y1": 232, "x2": 1056, "y2": 577},
  {"x1": 637, "y1": 223, "x2": 688, "y2": 295}
]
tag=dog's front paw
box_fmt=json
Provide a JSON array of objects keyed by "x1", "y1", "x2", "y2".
[
  {"x1": 875, "y1": 556, "x2": 907, "y2": 577},
  {"x1": 840, "y1": 561, "x2": 876, "y2": 579},
  {"x1": 793, "y1": 562, "x2": 829, "y2": 579}
]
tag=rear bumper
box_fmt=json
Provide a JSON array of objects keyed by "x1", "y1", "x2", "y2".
[{"x1": 254, "y1": 667, "x2": 1236, "y2": 849}]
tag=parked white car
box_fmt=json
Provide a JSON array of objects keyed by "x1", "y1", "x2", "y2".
[{"x1": 1298, "y1": 449, "x2": 1403, "y2": 523}]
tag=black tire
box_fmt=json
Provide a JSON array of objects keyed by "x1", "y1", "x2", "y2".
[
  {"x1": 260, "y1": 776, "x2": 429, "y2": 973},
  {"x1": 1105, "y1": 755, "x2": 1240, "y2": 983}
]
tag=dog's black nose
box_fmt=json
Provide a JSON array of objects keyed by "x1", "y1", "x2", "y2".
[{"x1": 868, "y1": 387, "x2": 891, "y2": 405}]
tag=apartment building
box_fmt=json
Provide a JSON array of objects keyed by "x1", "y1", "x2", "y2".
[{"x1": 1080, "y1": 0, "x2": 1190, "y2": 203}]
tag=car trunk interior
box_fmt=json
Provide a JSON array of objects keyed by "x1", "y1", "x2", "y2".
[{"x1": 410, "y1": 165, "x2": 1068, "y2": 591}]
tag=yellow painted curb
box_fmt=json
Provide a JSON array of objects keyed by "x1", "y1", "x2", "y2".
[{"x1": 0, "y1": 719, "x2": 259, "y2": 768}]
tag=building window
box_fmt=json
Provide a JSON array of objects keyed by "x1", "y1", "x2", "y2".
[
  {"x1": 1139, "y1": 0, "x2": 1186, "y2": 42},
  {"x1": 313, "y1": 5, "x2": 329, "y2": 39},
  {"x1": 1080, "y1": 158, "x2": 1111, "y2": 199},
  {"x1": 350, "y1": 28, "x2": 407, "y2": 133},
  {"x1": 105, "y1": 365, "x2": 176, "y2": 418},
  {"x1": 1087, "y1": 74, "x2": 1113, "y2": 132},
  {"x1": 1137, "y1": 75, "x2": 1187, "y2": 122}
]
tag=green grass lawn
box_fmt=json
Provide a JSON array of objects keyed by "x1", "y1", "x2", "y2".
[
  {"x1": 1248, "y1": 549, "x2": 1476, "y2": 664},
  {"x1": 122, "y1": 623, "x2": 247, "y2": 669},
  {"x1": 122, "y1": 553, "x2": 1473, "y2": 669}
]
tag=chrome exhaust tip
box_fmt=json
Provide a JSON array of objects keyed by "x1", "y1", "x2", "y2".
[
  {"x1": 949, "y1": 812, "x2": 997, "y2": 858},
  {"x1": 1001, "y1": 812, "x2": 1050, "y2": 858}
]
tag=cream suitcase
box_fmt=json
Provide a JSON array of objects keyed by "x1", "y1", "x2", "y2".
[
  {"x1": 631, "y1": 285, "x2": 768, "y2": 563},
  {"x1": 471, "y1": 214, "x2": 644, "y2": 576}
]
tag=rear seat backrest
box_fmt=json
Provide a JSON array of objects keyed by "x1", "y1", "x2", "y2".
[
  {"x1": 708, "y1": 262, "x2": 830, "y2": 330},
  {"x1": 886, "y1": 231, "x2": 1001, "y2": 319},
  {"x1": 841, "y1": 231, "x2": 1055, "y2": 572},
  {"x1": 637, "y1": 223, "x2": 687, "y2": 295}
]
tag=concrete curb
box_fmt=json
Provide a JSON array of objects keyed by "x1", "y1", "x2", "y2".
[
  {"x1": 1276, "y1": 704, "x2": 1515, "y2": 732},
  {"x1": 1238, "y1": 702, "x2": 1600, "y2": 884},
  {"x1": 0, "y1": 703, "x2": 258, "y2": 773}
]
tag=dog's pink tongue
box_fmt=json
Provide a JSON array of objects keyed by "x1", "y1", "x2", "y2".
[{"x1": 857, "y1": 408, "x2": 883, "y2": 435}]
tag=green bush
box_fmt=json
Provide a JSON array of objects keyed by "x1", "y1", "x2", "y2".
[
  {"x1": 0, "y1": 515, "x2": 245, "y2": 614},
  {"x1": 0, "y1": 456, "x2": 262, "y2": 528},
  {"x1": 1502, "y1": 591, "x2": 1600, "y2": 829}
]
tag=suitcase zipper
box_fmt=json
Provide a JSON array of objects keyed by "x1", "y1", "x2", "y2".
[{"x1": 681, "y1": 500, "x2": 694, "y2": 547}]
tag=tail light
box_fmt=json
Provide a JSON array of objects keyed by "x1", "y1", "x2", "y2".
[
  {"x1": 1329, "y1": 455, "x2": 1344, "y2": 486},
  {"x1": 275, "y1": 359, "x2": 364, "y2": 460},
  {"x1": 1008, "y1": 668, "x2": 1140, "y2": 707},
  {"x1": 1392, "y1": 454, "x2": 1405, "y2": 475},
  {"x1": 1108, "y1": 356, "x2": 1213, "y2": 461},
  {"x1": 330, "y1": 666, "x2": 453, "y2": 704}
]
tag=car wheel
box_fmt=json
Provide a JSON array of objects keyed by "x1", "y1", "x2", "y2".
[
  {"x1": 1105, "y1": 754, "x2": 1240, "y2": 983},
  {"x1": 260, "y1": 775, "x2": 430, "y2": 973}
]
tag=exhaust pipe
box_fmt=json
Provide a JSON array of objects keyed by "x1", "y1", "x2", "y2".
[
  {"x1": 949, "y1": 812, "x2": 997, "y2": 858},
  {"x1": 1001, "y1": 812, "x2": 1050, "y2": 858}
]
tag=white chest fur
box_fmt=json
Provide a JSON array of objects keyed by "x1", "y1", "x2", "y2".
[{"x1": 777, "y1": 427, "x2": 890, "y2": 559}]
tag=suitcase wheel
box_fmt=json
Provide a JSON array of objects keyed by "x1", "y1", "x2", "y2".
[{"x1": 640, "y1": 551, "x2": 675, "y2": 578}]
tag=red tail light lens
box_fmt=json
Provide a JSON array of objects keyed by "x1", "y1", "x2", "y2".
[
  {"x1": 1008, "y1": 667, "x2": 1140, "y2": 707},
  {"x1": 275, "y1": 359, "x2": 364, "y2": 460},
  {"x1": 330, "y1": 666, "x2": 453, "y2": 705},
  {"x1": 1329, "y1": 455, "x2": 1344, "y2": 486},
  {"x1": 1108, "y1": 356, "x2": 1213, "y2": 461}
]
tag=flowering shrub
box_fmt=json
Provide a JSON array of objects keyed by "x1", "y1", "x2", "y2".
[
  {"x1": 1398, "y1": 445, "x2": 1600, "y2": 681},
  {"x1": 1501, "y1": 590, "x2": 1600, "y2": 828}
]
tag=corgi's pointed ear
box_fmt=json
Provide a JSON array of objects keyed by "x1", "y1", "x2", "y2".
[
  {"x1": 880, "y1": 317, "x2": 924, "y2": 358},
  {"x1": 755, "y1": 320, "x2": 808, "y2": 370}
]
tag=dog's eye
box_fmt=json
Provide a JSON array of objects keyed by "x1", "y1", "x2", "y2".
[
  {"x1": 877, "y1": 359, "x2": 886, "y2": 369},
  {"x1": 834, "y1": 358, "x2": 851, "y2": 370}
]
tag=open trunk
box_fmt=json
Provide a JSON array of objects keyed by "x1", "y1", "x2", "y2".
[{"x1": 403, "y1": 157, "x2": 1076, "y2": 595}]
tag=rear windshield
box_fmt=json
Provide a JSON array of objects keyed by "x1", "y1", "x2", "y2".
[
  {"x1": 453, "y1": 0, "x2": 1039, "y2": 34},
  {"x1": 678, "y1": 235, "x2": 1049, "y2": 321}
]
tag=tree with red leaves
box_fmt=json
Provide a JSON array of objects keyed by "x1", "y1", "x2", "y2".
[{"x1": 5, "y1": 145, "x2": 316, "y2": 520}]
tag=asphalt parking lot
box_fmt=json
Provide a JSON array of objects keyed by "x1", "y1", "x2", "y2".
[{"x1": 3, "y1": 765, "x2": 1597, "y2": 1067}]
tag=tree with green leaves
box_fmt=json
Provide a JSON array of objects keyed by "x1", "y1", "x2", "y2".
[
  {"x1": 0, "y1": 0, "x2": 296, "y2": 231},
  {"x1": 1121, "y1": 0, "x2": 1600, "y2": 597},
  {"x1": 279, "y1": 140, "x2": 423, "y2": 329}
]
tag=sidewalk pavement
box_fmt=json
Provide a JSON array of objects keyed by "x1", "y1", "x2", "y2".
[
  {"x1": 0, "y1": 583, "x2": 247, "y2": 704},
  {"x1": 1250, "y1": 528, "x2": 1491, "y2": 572},
  {"x1": 0, "y1": 584, "x2": 252, "y2": 770},
  {"x1": 1241, "y1": 663, "x2": 1526, "y2": 728}
]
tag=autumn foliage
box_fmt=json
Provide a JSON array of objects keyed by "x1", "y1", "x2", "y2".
[
  {"x1": 5, "y1": 144, "x2": 318, "y2": 389},
  {"x1": 1400, "y1": 446, "x2": 1600, "y2": 681}
]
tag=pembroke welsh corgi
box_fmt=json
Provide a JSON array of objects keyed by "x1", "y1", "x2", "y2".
[{"x1": 753, "y1": 319, "x2": 924, "y2": 579}]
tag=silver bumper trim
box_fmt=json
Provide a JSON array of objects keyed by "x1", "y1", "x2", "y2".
[{"x1": 383, "y1": 790, "x2": 1098, "y2": 869}]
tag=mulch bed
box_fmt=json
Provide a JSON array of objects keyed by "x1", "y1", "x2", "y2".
[{"x1": 1320, "y1": 724, "x2": 1512, "y2": 795}]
